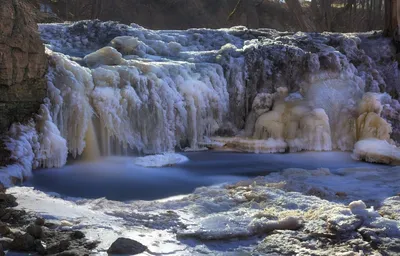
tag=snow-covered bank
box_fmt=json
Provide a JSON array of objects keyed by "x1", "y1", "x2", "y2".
[{"x1": 9, "y1": 164, "x2": 400, "y2": 255}]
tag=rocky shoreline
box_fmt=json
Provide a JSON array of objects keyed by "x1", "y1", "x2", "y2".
[{"x1": 0, "y1": 187, "x2": 98, "y2": 256}]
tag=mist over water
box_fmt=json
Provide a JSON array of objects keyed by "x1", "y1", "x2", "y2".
[{"x1": 24, "y1": 151, "x2": 383, "y2": 201}]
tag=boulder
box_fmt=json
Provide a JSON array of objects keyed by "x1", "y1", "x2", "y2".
[
  {"x1": 47, "y1": 239, "x2": 71, "y2": 254},
  {"x1": 35, "y1": 217, "x2": 45, "y2": 226},
  {"x1": 0, "y1": 193, "x2": 17, "y2": 208},
  {"x1": 0, "y1": 222, "x2": 10, "y2": 235},
  {"x1": 26, "y1": 224, "x2": 43, "y2": 239},
  {"x1": 9, "y1": 233, "x2": 35, "y2": 252},
  {"x1": 0, "y1": 237, "x2": 13, "y2": 250},
  {"x1": 70, "y1": 230, "x2": 85, "y2": 240},
  {"x1": 34, "y1": 239, "x2": 46, "y2": 255},
  {"x1": 107, "y1": 238, "x2": 147, "y2": 255}
]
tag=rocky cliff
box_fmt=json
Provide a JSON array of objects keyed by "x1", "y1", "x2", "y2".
[{"x1": 0, "y1": 0, "x2": 47, "y2": 132}]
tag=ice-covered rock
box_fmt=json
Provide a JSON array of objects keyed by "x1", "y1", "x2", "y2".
[
  {"x1": 352, "y1": 139, "x2": 400, "y2": 165},
  {"x1": 84, "y1": 46, "x2": 124, "y2": 68}
]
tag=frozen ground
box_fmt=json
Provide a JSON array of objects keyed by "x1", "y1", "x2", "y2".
[
  {"x1": 23, "y1": 151, "x2": 382, "y2": 200},
  {"x1": 10, "y1": 152, "x2": 400, "y2": 255}
]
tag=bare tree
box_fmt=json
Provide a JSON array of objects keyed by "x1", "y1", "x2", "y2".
[
  {"x1": 285, "y1": 0, "x2": 317, "y2": 31},
  {"x1": 228, "y1": 0, "x2": 262, "y2": 28},
  {"x1": 384, "y1": 0, "x2": 398, "y2": 36}
]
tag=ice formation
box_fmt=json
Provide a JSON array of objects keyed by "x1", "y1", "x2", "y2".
[
  {"x1": 0, "y1": 103, "x2": 67, "y2": 185},
  {"x1": 2, "y1": 21, "x2": 400, "y2": 183},
  {"x1": 132, "y1": 153, "x2": 189, "y2": 167},
  {"x1": 37, "y1": 23, "x2": 400, "y2": 163},
  {"x1": 352, "y1": 139, "x2": 400, "y2": 165}
]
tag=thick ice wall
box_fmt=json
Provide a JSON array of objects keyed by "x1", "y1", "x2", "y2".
[
  {"x1": 41, "y1": 22, "x2": 399, "y2": 144},
  {"x1": 46, "y1": 50, "x2": 94, "y2": 157},
  {"x1": 45, "y1": 42, "x2": 230, "y2": 155},
  {"x1": 90, "y1": 60, "x2": 228, "y2": 153},
  {"x1": 40, "y1": 21, "x2": 248, "y2": 133},
  {"x1": 33, "y1": 21, "x2": 400, "y2": 162}
]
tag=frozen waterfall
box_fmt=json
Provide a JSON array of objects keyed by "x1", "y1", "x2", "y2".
[{"x1": 1, "y1": 21, "x2": 400, "y2": 185}]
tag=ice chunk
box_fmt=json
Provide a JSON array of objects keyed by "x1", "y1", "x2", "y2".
[
  {"x1": 132, "y1": 153, "x2": 189, "y2": 167},
  {"x1": 348, "y1": 200, "x2": 368, "y2": 217},
  {"x1": 249, "y1": 216, "x2": 302, "y2": 234},
  {"x1": 352, "y1": 139, "x2": 400, "y2": 165},
  {"x1": 84, "y1": 47, "x2": 124, "y2": 68}
]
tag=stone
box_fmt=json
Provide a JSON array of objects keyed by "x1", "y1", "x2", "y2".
[
  {"x1": 1, "y1": 212, "x2": 11, "y2": 221},
  {"x1": 44, "y1": 221, "x2": 59, "y2": 229},
  {"x1": 35, "y1": 217, "x2": 45, "y2": 226},
  {"x1": 0, "y1": 237, "x2": 13, "y2": 250},
  {"x1": 47, "y1": 239, "x2": 71, "y2": 254},
  {"x1": 84, "y1": 240, "x2": 100, "y2": 250},
  {"x1": 0, "y1": 222, "x2": 10, "y2": 235},
  {"x1": 9, "y1": 233, "x2": 35, "y2": 252},
  {"x1": 56, "y1": 250, "x2": 84, "y2": 256},
  {"x1": 26, "y1": 224, "x2": 43, "y2": 239},
  {"x1": 70, "y1": 230, "x2": 85, "y2": 240},
  {"x1": 0, "y1": 184, "x2": 5, "y2": 194},
  {"x1": 34, "y1": 239, "x2": 46, "y2": 255},
  {"x1": 0, "y1": 193, "x2": 17, "y2": 207},
  {"x1": 107, "y1": 238, "x2": 147, "y2": 255},
  {"x1": 0, "y1": 244, "x2": 4, "y2": 256}
]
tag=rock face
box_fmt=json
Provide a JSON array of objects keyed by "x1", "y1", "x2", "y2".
[{"x1": 0, "y1": 0, "x2": 47, "y2": 132}]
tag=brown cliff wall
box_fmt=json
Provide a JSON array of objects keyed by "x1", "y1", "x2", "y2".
[{"x1": 0, "y1": 0, "x2": 47, "y2": 132}]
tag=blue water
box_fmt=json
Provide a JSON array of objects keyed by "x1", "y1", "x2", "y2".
[{"x1": 24, "y1": 151, "x2": 383, "y2": 201}]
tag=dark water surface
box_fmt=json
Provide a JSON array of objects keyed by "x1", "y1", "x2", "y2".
[{"x1": 23, "y1": 151, "x2": 382, "y2": 201}]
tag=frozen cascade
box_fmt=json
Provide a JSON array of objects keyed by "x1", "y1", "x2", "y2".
[
  {"x1": 43, "y1": 25, "x2": 232, "y2": 157},
  {"x1": 2, "y1": 21, "x2": 400, "y2": 184},
  {"x1": 46, "y1": 49, "x2": 94, "y2": 158}
]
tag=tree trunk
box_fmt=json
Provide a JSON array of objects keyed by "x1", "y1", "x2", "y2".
[
  {"x1": 385, "y1": 0, "x2": 397, "y2": 36},
  {"x1": 311, "y1": 0, "x2": 322, "y2": 31},
  {"x1": 285, "y1": 0, "x2": 316, "y2": 31},
  {"x1": 397, "y1": 0, "x2": 400, "y2": 30},
  {"x1": 319, "y1": 0, "x2": 332, "y2": 31}
]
